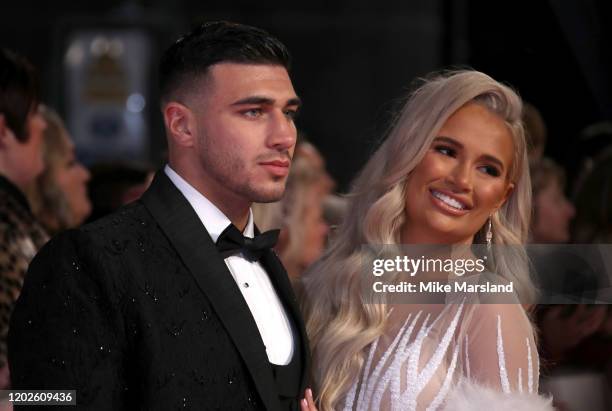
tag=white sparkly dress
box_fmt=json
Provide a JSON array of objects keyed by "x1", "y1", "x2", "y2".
[{"x1": 341, "y1": 302, "x2": 553, "y2": 411}]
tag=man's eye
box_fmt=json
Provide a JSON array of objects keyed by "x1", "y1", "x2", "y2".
[
  {"x1": 284, "y1": 109, "x2": 298, "y2": 120},
  {"x1": 243, "y1": 109, "x2": 262, "y2": 118},
  {"x1": 434, "y1": 145, "x2": 455, "y2": 157}
]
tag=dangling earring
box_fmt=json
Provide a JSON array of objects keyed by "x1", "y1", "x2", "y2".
[{"x1": 486, "y1": 216, "x2": 493, "y2": 251}]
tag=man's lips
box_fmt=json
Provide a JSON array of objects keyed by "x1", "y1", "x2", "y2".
[
  {"x1": 260, "y1": 160, "x2": 290, "y2": 167},
  {"x1": 260, "y1": 159, "x2": 290, "y2": 176}
]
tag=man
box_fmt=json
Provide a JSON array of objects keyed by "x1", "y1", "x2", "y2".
[
  {"x1": 9, "y1": 22, "x2": 314, "y2": 410},
  {"x1": 0, "y1": 48, "x2": 48, "y2": 389}
]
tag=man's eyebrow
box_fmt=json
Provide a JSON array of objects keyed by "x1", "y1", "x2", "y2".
[
  {"x1": 230, "y1": 96, "x2": 302, "y2": 107},
  {"x1": 286, "y1": 97, "x2": 302, "y2": 108}
]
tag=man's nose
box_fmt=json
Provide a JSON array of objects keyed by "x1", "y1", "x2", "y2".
[{"x1": 267, "y1": 110, "x2": 296, "y2": 150}]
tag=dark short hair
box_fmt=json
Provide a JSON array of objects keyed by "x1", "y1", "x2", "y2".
[
  {"x1": 0, "y1": 48, "x2": 39, "y2": 142},
  {"x1": 159, "y1": 21, "x2": 291, "y2": 103}
]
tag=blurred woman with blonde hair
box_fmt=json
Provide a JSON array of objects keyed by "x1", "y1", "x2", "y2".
[
  {"x1": 302, "y1": 71, "x2": 552, "y2": 410},
  {"x1": 254, "y1": 139, "x2": 334, "y2": 278},
  {"x1": 27, "y1": 106, "x2": 91, "y2": 235}
]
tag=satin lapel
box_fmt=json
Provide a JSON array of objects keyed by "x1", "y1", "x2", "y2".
[
  {"x1": 141, "y1": 172, "x2": 281, "y2": 411},
  {"x1": 259, "y1": 249, "x2": 311, "y2": 392}
]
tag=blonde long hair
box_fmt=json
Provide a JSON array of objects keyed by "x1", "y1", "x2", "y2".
[{"x1": 301, "y1": 70, "x2": 532, "y2": 410}]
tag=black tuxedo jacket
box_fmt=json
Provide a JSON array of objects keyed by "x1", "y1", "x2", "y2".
[{"x1": 8, "y1": 171, "x2": 310, "y2": 410}]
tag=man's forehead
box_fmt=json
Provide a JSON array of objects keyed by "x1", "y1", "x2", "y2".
[
  {"x1": 204, "y1": 63, "x2": 296, "y2": 97},
  {"x1": 208, "y1": 61, "x2": 289, "y2": 76}
]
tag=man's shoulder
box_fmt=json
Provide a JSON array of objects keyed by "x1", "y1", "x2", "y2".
[
  {"x1": 83, "y1": 200, "x2": 153, "y2": 234},
  {"x1": 37, "y1": 201, "x2": 157, "y2": 262}
]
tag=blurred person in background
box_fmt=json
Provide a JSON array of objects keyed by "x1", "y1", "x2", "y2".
[
  {"x1": 0, "y1": 48, "x2": 47, "y2": 390},
  {"x1": 574, "y1": 122, "x2": 612, "y2": 190},
  {"x1": 568, "y1": 150, "x2": 612, "y2": 386},
  {"x1": 253, "y1": 139, "x2": 334, "y2": 278},
  {"x1": 86, "y1": 162, "x2": 153, "y2": 222},
  {"x1": 26, "y1": 106, "x2": 91, "y2": 236},
  {"x1": 529, "y1": 158, "x2": 604, "y2": 360},
  {"x1": 531, "y1": 156, "x2": 611, "y2": 410},
  {"x1": 523, "y1": 102, "x2": 547, "y2": 162},
  {"x1": 530, "y1": 157, "x2": 575, "y2": 243},
  {"x1": 573, "y1": 148, "x2": 612, "y2": 243}
]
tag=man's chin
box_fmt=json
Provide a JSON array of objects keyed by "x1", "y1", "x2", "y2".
[
  {"x1": 253, "y1": 193, "x2": 285, "y2": 203},
  {"x1": 249, "y1": 185, "x2": 286, "y2": 203}
]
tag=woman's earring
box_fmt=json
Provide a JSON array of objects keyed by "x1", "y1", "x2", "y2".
[{"x1": 486, "y1": 217, "x2": 493, "y2": 251}]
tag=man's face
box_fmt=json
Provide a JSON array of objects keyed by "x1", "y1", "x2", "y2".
[
  {"x1": 1, "y1": 108, "x2": 46, "y2": 188},
  {"x1": 22, "y1": 109, "x2": 46, "y2": 181},
  {"x1": 191, "y1": 63, "x2": 300, "y2": 204}
]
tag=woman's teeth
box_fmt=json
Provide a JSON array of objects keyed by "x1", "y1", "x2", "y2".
[{"x1": 431, "y1": 190, "x2": 466, "y2": 210}]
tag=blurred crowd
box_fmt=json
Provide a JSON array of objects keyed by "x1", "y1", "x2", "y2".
[
  {"x1": 1, "y1": 43, "x2": 612, "y2": 410},
  {"x1": 525, "y1": 103, "x2": 612, "y2": 410},
  {"x1": 0, "y1": 48, "x2": 154, "y2": 403}
]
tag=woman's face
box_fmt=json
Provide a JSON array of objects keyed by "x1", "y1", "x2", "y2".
[
  {"x1": 54, "y1": 138, "x2": 91, "y2": 226},
  {"x1": 402, "y1": 103, "x2": 515, "y2": 244},
  {"x1": 532, "y1": 178, "x2": 575, "y2": 243}
]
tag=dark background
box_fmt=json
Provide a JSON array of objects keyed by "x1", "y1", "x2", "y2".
[{"x1": 2, "y1": 0, "x2": 611, "y2": 192}]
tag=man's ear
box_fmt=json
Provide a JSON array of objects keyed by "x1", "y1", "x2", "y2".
[{"x1": 163, "y1": 102, "x2": 196, "y2": 148}]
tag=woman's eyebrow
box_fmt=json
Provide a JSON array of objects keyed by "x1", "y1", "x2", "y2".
[
  {"x1": 433, "y1": 136, "x2": 462, "y2": 148},
  {"x1": 433, "y1": 136, "x2": 505, "y2": 170}
]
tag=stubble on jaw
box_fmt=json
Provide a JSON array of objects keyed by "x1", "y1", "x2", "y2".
[
  {"x1": 227, "y1": 159, "x2": 289, "y2": 204},
  {"x1": 197, "y1": 137, "x2": 288, "y2": 204}
]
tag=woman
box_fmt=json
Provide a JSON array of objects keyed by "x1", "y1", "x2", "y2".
[
  {"x1": 27, "y1": 106, "x2": 91, "y2": 235},
  {"x1": 301, "y1": 71, "x2": 552, "y2": 410},
  {"x1": 254, "y1": 140, "x2": 333, "y2": 277},
  {"x1": 530, "y1": 158, "x2": 575, "y2": 243}
]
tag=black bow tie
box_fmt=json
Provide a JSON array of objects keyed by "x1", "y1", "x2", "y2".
[{"x1": 215, "y1": 224, "x2": 280, "y2": 261}]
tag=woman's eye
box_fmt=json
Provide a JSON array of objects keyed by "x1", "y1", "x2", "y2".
[
  {"x1": 434, "y1": 145, "x2": 455, "y2": 157},
  {"x1": 479, "y1": 165, "x2": 501, "y2": 177}
]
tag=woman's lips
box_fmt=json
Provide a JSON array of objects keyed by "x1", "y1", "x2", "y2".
[{"x1": 429, "y1": 189, "x2": 471, "y2": 216}]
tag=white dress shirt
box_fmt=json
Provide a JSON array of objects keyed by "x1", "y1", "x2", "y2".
[{"x1": 164, "y1": 165, "x2": 294, "y2": 365}]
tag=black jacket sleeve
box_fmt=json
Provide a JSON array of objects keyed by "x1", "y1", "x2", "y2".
[{"x1": 8, "y1": 229, "x2": 129, "y2": 410}]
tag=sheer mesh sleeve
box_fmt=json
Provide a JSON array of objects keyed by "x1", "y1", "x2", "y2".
[
  {"x1": 340, "y1": 302, "x2": 542, "y2": 410},
  {"x1": 461, "y1": 303, "x2": 539, "y2": 394}
]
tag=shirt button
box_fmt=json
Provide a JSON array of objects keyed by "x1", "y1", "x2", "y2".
[{"x1": 243, "y1": 282, "x2": 250, "y2": 288}]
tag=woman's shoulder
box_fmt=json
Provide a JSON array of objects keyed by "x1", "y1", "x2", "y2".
[{"x1": 467, "y1": 302, "x2": 532, "y2": 325}]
